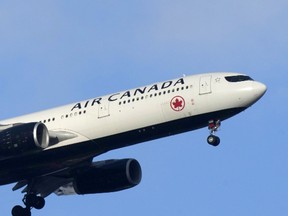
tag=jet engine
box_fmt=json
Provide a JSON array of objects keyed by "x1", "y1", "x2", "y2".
[
  {"x1": 0, "y1": 122, "x2": 49, "y2": 156},
  {"x1": 73, "y1": 159, "x2": 142, "y2": 194}
]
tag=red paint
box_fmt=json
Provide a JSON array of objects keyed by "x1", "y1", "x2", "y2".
[{"x1": 170, "y1": 96, "x2": 185, "y2": 111}]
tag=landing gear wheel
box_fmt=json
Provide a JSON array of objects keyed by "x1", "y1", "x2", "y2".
[
  {"x1": 207, "y1": 135, "x2": 220, "y2": 146},
  {"x1": 34, "y1": 196, "x2": 45, "y2": 210},
  {"x1": 25, "y1": 194, "x2": 45, "y2": 210},
  {"x1": 12, "y1": 205, "x2": 31, "y2": 216}
]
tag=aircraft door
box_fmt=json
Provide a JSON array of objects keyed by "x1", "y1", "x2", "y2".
[
  {"x1": 98, "y1": 99, "x2": 110, "y2": 118},
  {"x1": 199, "y1": 76, "x2": 212, "y2": 95}
]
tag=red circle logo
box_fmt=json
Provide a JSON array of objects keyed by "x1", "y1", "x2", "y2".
[{"x1": 170, "y1": 96, "x2": 185, "y2": 111}]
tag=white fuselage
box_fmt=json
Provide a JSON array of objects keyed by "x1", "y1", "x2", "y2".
[{"x1": 0, "y1": 72, "x2": 265, "y2": 146}]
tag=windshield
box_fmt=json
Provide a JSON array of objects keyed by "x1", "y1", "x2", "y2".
[{"x1": 225, "y1": 75, "x2": 254, "y2": 83}]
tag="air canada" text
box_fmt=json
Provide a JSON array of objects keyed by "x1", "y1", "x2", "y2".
[{"x1": 71, "y1": 78, "x2": 185, "y2": 111}]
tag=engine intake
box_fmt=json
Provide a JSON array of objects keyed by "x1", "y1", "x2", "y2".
[
  {"x1": 0, "y1": 122, "x2": 49, "y2": 156},
  {"x1": 74, "y1": 159, "x2": 142, "y2": 194}
]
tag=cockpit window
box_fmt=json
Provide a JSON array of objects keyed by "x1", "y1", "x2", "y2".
[{"x1": 225, "y1": 75, "x2": 254, "y2": 82}]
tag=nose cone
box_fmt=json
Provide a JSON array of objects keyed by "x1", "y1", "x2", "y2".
[
  {"x1": 253, "y1": 82, "x2": 267, "y2": 101},
  {"x1": 239, "y1": 81, "x2": 267, "y2": 108}
]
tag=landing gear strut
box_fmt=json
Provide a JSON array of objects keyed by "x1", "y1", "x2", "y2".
[
  {"x1": 12, "y1": 194, "x2": 45, "y2": 216},
  {"x1": 207, "y1": 120, "x2": 221, "y2": 146}
]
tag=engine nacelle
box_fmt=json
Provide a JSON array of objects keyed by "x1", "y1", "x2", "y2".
[
  {"x1": 0, "y1": 122, "x2": 49, "y2": 156},
  {"x1": 74, "y1": 159, "x2": 142, "y2": 194}
]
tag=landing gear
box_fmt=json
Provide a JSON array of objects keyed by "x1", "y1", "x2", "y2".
[
  {"x1": 207, "y1": 120, "x2": 221, "y2": 146},
  {"x1": 12, "y1": 194, "x2": 45, "y2": 216}
]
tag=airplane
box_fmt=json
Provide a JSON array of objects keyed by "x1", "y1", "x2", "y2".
[{"x1": 0, "y1": 72, "x2": 266, "y2": 216}]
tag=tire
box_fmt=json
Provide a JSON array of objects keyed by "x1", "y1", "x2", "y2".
[
  {"x1": 25, "y1": 194, "x2": 45, "y2": 209},
  {"x1": 207, "y1": 135, "x2": 220, "y2": 146},
  {"x1": 33, "y1": 196, "x2": 45, "y2": 210},
  {"x1": 25, "y1": 194, "x2": 36, "y2": 207},
  {"x1": 12, "y1": 206, "x2": 31, "y2": 216},
  {"x1": 12, "y1": 205, "x2": 23, "y2": 216}
]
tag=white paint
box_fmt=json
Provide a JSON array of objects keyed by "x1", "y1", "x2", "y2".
[{"x1": 0, "y1": 72, "x2": 267, "y2": 150}]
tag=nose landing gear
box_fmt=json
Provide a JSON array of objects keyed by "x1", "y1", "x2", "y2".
[
  {"x1": 207, "y1": 120, "x2": 221, "y2": 146},
  {"x1": 12, "y1": 194, "x2": 45, "y2": 216}
]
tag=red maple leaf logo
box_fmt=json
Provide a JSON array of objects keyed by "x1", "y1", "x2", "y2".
[{"x1": 170, "y1": 96, "x2": 185, "y2": 111}]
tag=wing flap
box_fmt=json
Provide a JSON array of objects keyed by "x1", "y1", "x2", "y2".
[{"x1": 13, "y1": 175, "x2": 73, "y2": 198}]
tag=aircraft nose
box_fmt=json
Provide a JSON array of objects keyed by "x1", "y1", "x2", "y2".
[
  {"x1": 254, "y1": 81, "x2": 267, "y2": 100},
  {"x1": 240, "y1": 81, "x2": 267, "y2": 108}
]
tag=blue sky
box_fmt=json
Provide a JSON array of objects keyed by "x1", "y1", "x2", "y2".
[{"x1": 0, "y1": 1, "x2": 287, "y2": 215}]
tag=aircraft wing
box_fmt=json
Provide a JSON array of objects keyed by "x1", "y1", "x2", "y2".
[{"x1": 12, "y1": 158, "x2": 142, "y2": 198}]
